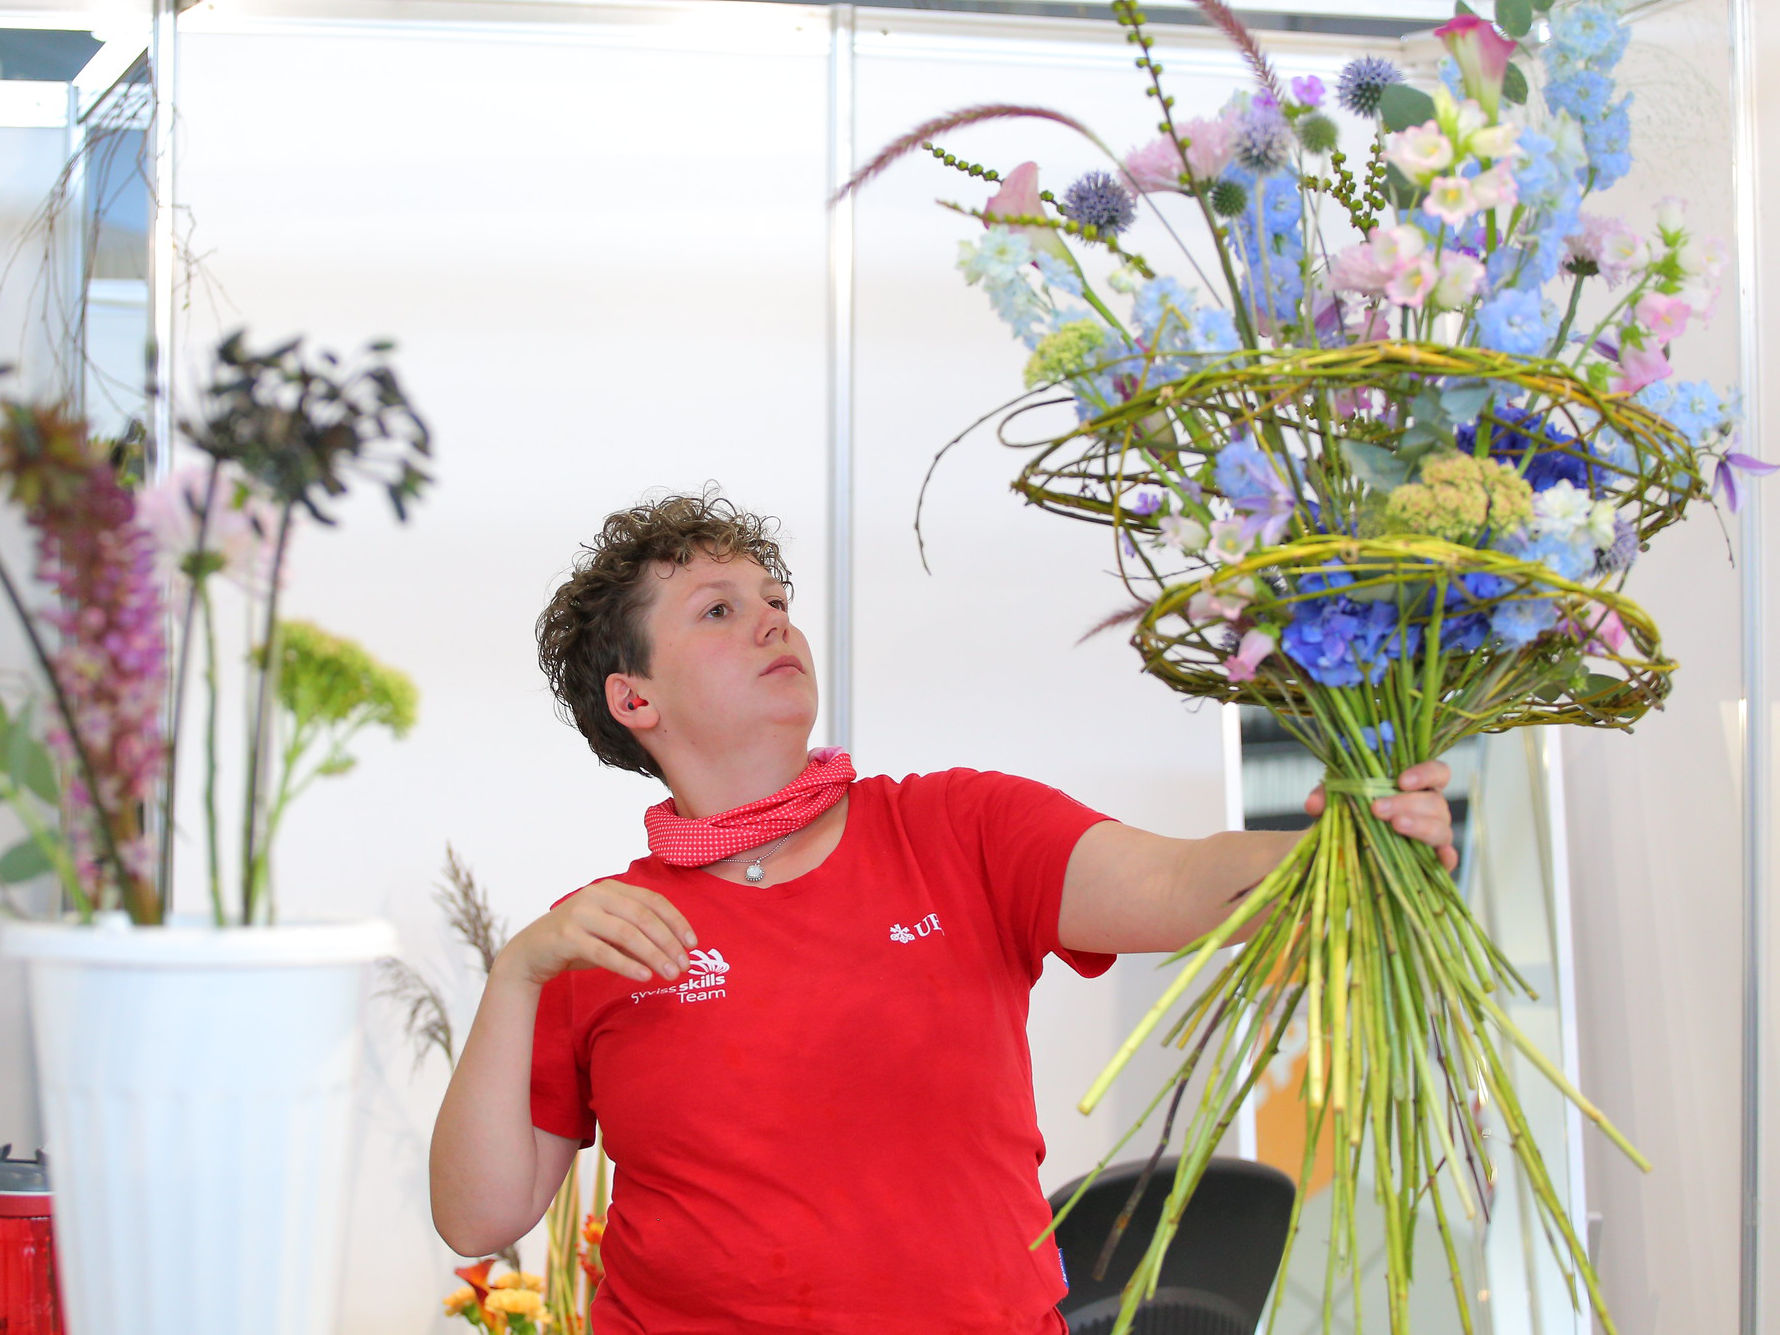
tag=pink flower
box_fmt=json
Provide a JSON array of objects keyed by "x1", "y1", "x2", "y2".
[
  {"x1": 1385, "y1": 255, "x2": 1440, "y2": 309},
  {"x1": 1435, "y1": 15, "x2": 1518, "y2": 119},
  {"x1": 985, "y1": 163, "x2": 1072, "y2": 262},
  {"x1": 1423, "y1": 175, "x2": 1476, "y2": 228},
  {"x1": 1226, "y1": 627, "x2": 1278, "y2": 682},
  {"x1": 137, "y1": 464, "x2": 281, "y2": 597},
  {"x1": 1330, "y1": 241, "x2": 1391, "y2": 295},
  {"x1": 1352, "y1": 307, "x2": 1392, "y2": 343},
  {"x1": 1635, "y1": 293, "x2": 1691, "y2": 343},
  {"x1": 1564, "y1": 607, "x2": 1628, "y2": 656},
  {"x1": 1180, "y1": 116, "x2": 1236, "y2": 180},
  {"x1": 1613, "y1": 342, "x2": 1673, "y2": 395},
  {"x1": 1123, "y1": 136, "x2": 1186, "y2": 194},
  {"x1": 1291, "y1": 76, "x2": 1326, "y2": 109},
  {"x1": 1385, "y1": 123, "x2": 1454, "y2": 182}
]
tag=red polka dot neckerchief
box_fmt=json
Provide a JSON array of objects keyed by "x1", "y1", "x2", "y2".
[{"x1": 643, "y1": 748, "x2": 855, "y2": 878}]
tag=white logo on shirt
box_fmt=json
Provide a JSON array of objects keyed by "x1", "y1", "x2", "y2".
[
  {"x1": 890, "y1": 913, "x2": 943, "y2": 944},
  {"x1": 630, "y1": 947, "x2": 732, "y2": 1005}
]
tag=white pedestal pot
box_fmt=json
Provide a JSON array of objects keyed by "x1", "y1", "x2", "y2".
[{"x1": 2, "y1": 916, "x2": 397, "y2": 1335}]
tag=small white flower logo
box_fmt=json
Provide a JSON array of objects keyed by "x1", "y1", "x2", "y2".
[
  {"x1": 889, "y1": 924, "x2": 916, "y2": 944},
  {"x1": 687, "y1": 949, "x2": 730, "y2": 975}
]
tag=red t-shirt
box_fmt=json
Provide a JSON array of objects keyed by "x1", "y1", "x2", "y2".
[{"x1": 529, "y1": 769, "x2": 1116, "y2": 1334}]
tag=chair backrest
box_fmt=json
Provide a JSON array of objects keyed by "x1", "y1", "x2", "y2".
[{"x1": 1046, "y1": 1156, "x2": 1296, "y2": 1332}]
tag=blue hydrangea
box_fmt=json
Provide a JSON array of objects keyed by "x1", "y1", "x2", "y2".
[
  {"x1": 1476, "y1": 290, "x2": 1557, "y2": 356},
  {"x1": 1279, "y1": 569, "x2": 1420, "y2": 688},
  {"x1": 1061, "y1": 170, "x2": 1137, "y2": 236}
]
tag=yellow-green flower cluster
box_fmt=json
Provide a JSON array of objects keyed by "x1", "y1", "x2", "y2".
[
  {"x1": 1023, "y1": 320, "x2": 1107, "y2": 389},
  {"x1": 1383, "y1": 450, "x2": 1533, "y2": 543},
  {"x1": 267, "y1": 619, "x2": 419, "y2": 737}
]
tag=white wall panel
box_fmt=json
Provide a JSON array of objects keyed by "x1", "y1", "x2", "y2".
[{"x1": 172, "y1": 10, "x2": 832, "y2": 1330}]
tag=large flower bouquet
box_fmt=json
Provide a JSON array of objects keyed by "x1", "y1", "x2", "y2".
[{"x1": 845, "y1": 1, "x2": 1760, "y2": 1331}]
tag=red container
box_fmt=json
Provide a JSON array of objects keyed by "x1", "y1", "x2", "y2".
[{"x1": 0, "y1": 1149, "x2": 62, "y2": 1335}]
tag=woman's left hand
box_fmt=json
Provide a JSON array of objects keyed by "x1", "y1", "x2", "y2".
[{"x1": 1304, "y1": 761, "x2": 1459, "y2": 873}]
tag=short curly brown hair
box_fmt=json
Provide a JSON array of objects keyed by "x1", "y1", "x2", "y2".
[{"x1": 536, "y1": 493, "x2": 793, "y2": 778}]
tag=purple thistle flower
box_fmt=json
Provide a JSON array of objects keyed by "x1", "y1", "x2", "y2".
[
  {"x1": 1060, "y1": 170, "x2": 1137, "y2": 236},
  {"x1": 34, "y1": 464, "x2": 167, "y2": 904},
  {"x1": 1233, "y1": 103, "x2": 1295, "y2": 174},
  {"x1": 1337, "y1": 55, "x2": 1403, "y2": 117}
]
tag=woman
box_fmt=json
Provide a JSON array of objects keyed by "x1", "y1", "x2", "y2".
[{"x1": 430, "y1": 493, "x2": 1456, "y2": 1333}]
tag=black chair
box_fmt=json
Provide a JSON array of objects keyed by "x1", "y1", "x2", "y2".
[{"x1": 1046, "y1": 1156, "x2": 1296, "y2": 1335}]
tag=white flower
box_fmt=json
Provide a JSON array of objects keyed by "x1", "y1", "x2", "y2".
[
  {"x1": 1598, "y1": 226, "x2": 1648, "y2": 278},
  {"x1": 1385, "y1": 256, "x2": 1439, "y2": 309},
  {"x1": 1206, "y1": 518, "x2": 1256, "y2": 564},
  {"x1": 1157, "y1": 514, "x2": 1209, "y2": 553},
  {"x1": 1469, "y1": 162, "x2": 1519, "y2": 212},
  {"x1": 1548, "y1": 112, "x2": 1589, "y2": 178},
  {"x1": 1532, "y1": 480, "x2": 1595, "y2": 536},
  {"x1": 1678, "y1": 236, "x2": 1729, "y2": 279},
  {"x1": 1467, "y1": 122, "x2": 1521, "y2": 161},
  {"x1": 1432, "y1": 253, "x2": 1485, "y2": 310},
  {"x1": 1655, "y1": 195, "x2": 1688, "y2": 237},
  {"x1": 1585, "y1": 500, "x2": 1619, "y2": 550}
]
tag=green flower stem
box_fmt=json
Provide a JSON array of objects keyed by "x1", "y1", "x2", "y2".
[
  {"x1": 241, "y1": 504, "x2": 295, "y2": 925},
  {"x1": 158, "y1": 460, "x2": 223, "y2": 918},
  {"x1": 1545, "y1": 272, "x2": 1589, "y2": 360},
  {"x1": 201, "y1": 581, "x2": 224, "y2": 925},
  {"x1": 1078, "y1": 282, "x2": 1132, "y2": 344}
]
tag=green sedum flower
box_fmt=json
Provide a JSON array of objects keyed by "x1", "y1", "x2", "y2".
[
  {"x1": 265, "y1": 619, "x2": 418, "y2": 742},
  {"x1": 1023, "y1": 320, "x2": 1109, "y2": 390},
  {"x1": 1383, "y1": 450, "x2": 1534, "y2": 543}
]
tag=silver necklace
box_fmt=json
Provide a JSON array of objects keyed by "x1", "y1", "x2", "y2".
[{"x1": 708, "y1": 833, "x2": 795, "y2": 884}]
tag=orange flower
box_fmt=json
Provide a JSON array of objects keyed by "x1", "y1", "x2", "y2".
[
  {"x1": 580, "y1": 1212, "x2": 607, "y2": 1290},
  {"x1": 454, "y1": 1258, "x2": 496, "y2": 1304}
]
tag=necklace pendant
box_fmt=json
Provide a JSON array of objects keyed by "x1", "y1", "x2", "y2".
[{"x1": 744, "y1": 862, "x2": 766, "y2": 884}]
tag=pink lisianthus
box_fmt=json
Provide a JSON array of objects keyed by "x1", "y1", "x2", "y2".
[
  {"x1": 1385, "y1": 255, "x2": 1440, "y2": 310},
  {"x1": 985, "y1": 163, "x2": 1072, "y2": 263},
  {"x1": 1423, "y1": 175, "x2": 1476, "y2": 229},
  {"x1": 1385, "y1": 122, "x2": 1455, "y2": 183},
  {"x1": 1188, "y1": 575, "x2": 1256, "y2": 624},
  {"x1": 1635, "y1": 293, "x2": 1691, "y2": 343},
  {"x1": 1226, "y1": 627, "x2": 1279, "y2": 682},
  {"x1": 1123, "y1": 135, "x2": 1187, "y2": 194},
  {"x1": 1613, "y1": 342, "x2": 1673, "y2": 395},
  {"x1": 1434, "y1": 14, "x2": 1518, "y2": 120}
]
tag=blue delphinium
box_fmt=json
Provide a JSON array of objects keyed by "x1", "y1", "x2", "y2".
[
  {"x1": 1061, "y1": 170, "x2": 1137, "y2": 236},
  {"x1": 1335, "y1": 55, "x2": 1402, "y2": 117},
  {"x1": 1035, "y1": 252, "x2": 1083, "y2": 298},
  {"x1": 1135, "y1": 276, "x2": 1200, "y2": 351},
  {"x1": 1542, "y1": 1, "x2": 1633, "y2": 190},
  {"x1": 1666, "y1": 380, "x2": 1725, "y2": 444},
  {"x1": 1476, "y1": 290, "x2": 1557, "y2": 356},
  {"x1": 1222, "y1": 165, "x2": 1305, "y2": 325}
]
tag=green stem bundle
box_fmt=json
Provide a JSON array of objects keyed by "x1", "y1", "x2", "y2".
[{"x1": 1059, "y1": 667, "x2": 1648, "y2": 1335}]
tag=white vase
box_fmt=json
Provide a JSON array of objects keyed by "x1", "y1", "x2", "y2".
[{"x1": 1, "y1": 914, "x2": 397, "y2": 1335}]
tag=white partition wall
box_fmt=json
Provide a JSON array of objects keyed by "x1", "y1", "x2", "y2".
[{"x1": 170, "y1": 6, "x2": 836, "y2": 1328}]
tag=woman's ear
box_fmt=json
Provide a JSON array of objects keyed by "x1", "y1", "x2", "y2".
[{"x1": 605, "y1": 673, "x2": 652, "y2": 729}]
